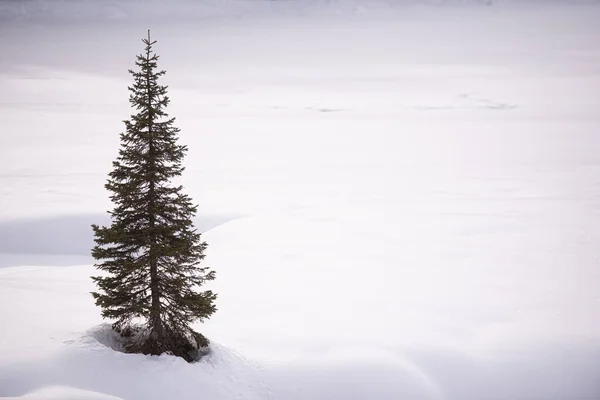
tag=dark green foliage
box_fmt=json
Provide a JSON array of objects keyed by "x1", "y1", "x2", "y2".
[{"x1": 91, "y1": 31, "x2": 216, "y2": 362}]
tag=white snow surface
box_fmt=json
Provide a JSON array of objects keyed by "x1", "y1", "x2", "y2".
[
  {"x1": 5, "y1": 386, "x2": 125, "y2": 400},
  {"x1": 1, "y1": 0, "x2": 600, "y2": 399}
]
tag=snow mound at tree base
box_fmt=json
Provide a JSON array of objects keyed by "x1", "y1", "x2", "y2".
[
  {"x1": 87, "y1": 323, "x2": 211, "y2": 362},
  {"x1": 0, "y1": 325, "x2": 271, "y2": 400}
]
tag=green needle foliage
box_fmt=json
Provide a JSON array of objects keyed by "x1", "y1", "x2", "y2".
[{"x1": 91, "y1": 31, "x2": 216, "y2": 362}]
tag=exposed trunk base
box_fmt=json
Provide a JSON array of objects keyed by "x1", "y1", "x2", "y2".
[{"x1": 115, "y1": 323, "x2": 209, "y2": 362}]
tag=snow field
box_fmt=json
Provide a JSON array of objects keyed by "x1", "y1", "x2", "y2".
[{"x1": 1, "y1": 1, "x2": 600, "y2": 399}]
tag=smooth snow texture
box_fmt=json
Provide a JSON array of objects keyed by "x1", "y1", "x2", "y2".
[
  {"x1": 0, "y1": 318, "x2": 269, "y2": 400},
  {"x1": 5, "y1": 386, "x2": 125, "y2": 400},
  {"x1": 1, "y1": 0, "x2": 600, "y2": 399}
]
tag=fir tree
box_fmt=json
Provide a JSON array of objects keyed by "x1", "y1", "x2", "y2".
[{"x1": 91, "y1": 31, "x2": 216, "y2": 362}]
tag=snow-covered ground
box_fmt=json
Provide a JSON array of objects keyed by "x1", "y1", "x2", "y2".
[{"x1": 1, "y1": 1, "x2": 600, "y2": 399}]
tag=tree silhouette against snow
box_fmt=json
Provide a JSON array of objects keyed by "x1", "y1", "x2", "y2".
[{"x1": 91, "y1": 31, "x2": 216, "y2": 362}]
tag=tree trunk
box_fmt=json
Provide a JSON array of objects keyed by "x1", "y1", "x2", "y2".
[{"x1": 146, "y1": 30, "x2": 163, "y2": 345}]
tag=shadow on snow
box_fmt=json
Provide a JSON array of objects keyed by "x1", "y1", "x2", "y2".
[{"x1": 0, "y1": 213, "x2": 239, "y2": 267}]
